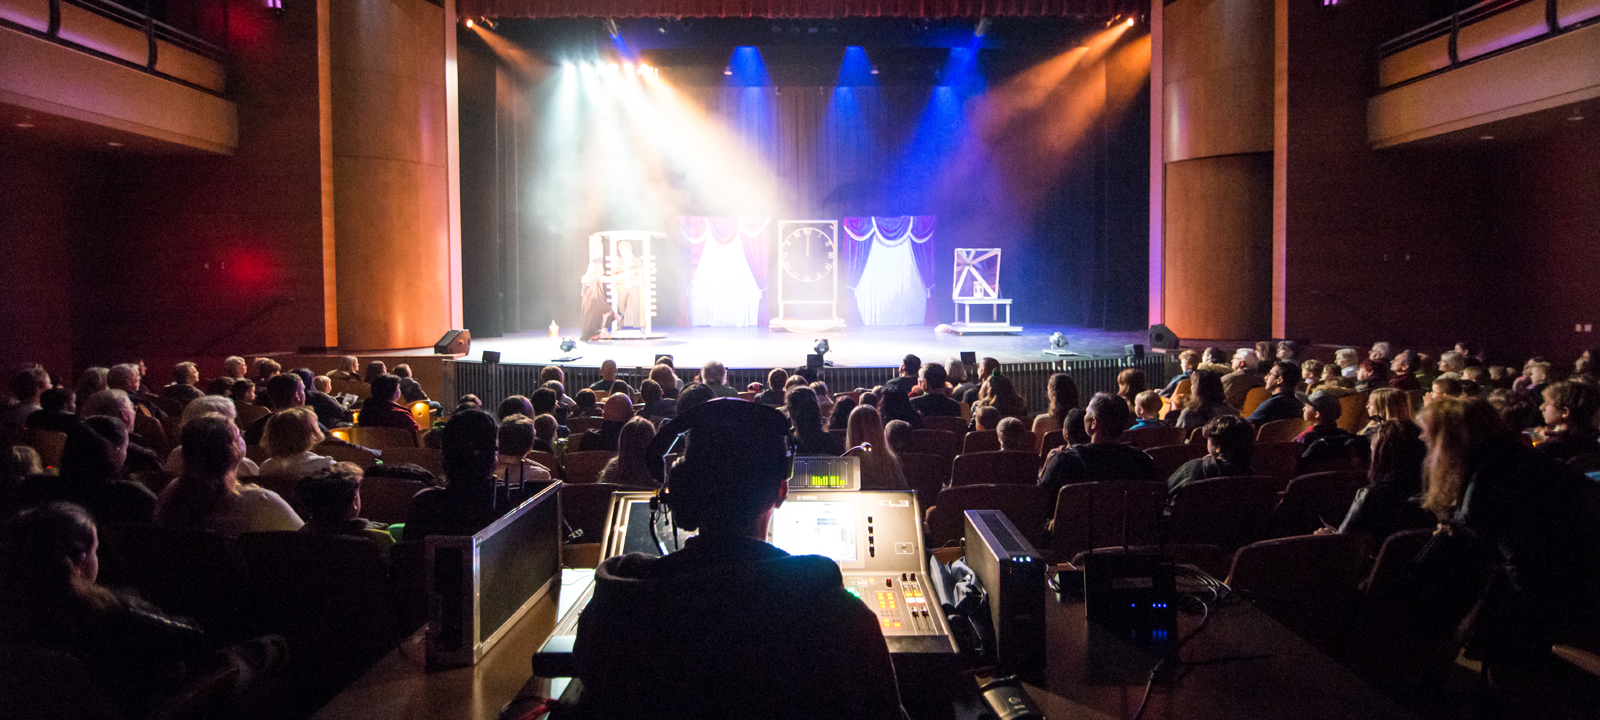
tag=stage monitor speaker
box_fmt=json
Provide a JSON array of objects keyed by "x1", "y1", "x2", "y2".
[
  {"x1": 1124, "y1": 344, "x2": 1145, "y2": 359},
  {"x1": 1147, "y1": 324, "x2": 1179, "y2": 351},
  {"x1": 960, "y1": 351, "x2": 977, "y2": 368},
  {"x1": 481, "y1": 351, "x2": 501, "y2": 364},
  {"x1": 435, "y1": 329, "x2": 471, "y2": 355},
  {"x1": 806, "y1": 354, "x2": 824, "y2": 371}
]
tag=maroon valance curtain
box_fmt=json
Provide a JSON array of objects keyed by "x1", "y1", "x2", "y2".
[{"x1": 458, "y1": 0, "x2": 1145, "y2": 20}]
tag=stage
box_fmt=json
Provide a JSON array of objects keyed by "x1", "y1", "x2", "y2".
[{"x1": 469, "y1": 325, "x2": 1154, "y2": 371}]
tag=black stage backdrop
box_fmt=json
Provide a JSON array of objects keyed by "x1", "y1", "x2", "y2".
[{"x1": 459, "y1": 27, "x2": 1149, "y2": 338}]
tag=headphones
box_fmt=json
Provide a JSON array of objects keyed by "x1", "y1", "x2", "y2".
[{"x1": 645, "y1": 398, "x2": 795, "y2": 532}]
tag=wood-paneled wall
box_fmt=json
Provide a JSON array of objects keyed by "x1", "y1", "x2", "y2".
[{"x1": 1163, "y1": 154, "x2": 1273, "y2": 340}]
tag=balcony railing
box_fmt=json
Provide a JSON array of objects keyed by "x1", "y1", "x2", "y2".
[
  {"x1": 1377, "y1": 0, "x2": 1600, "y2": 91},
  {"x1": 0, "y1": 0, "x2": 229, "y2": 95}
]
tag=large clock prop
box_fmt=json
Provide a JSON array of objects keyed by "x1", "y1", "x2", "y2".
[{"x1": 770, "y1": 220, "x2": 845, "y2": 333}]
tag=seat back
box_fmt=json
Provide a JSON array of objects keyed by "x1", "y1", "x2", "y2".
[
  {"x1": 134, "y1": 413, "x2": 170, "y2": 456},
  {"x1": 1337, "y1": 392, "x2": 1370, "y2": 434},
  {"x1": 1166, "y1": 475, "x2": 1281, "y2": 552},
  {"x1": 904, "y1": 429, "x2": 962, "y2": 462},
  {"x1": 1256, "y1": 418, "x2": 1309, "y2": 443},
  {"x1": 349, "y1": 426, "x2": 417, "y2": 450},
  {"x1": 1240, "y1": 387, "x2": 1270, "y2": 416},
  {"x1": 567, "y1": 417, "x2": 605, "y2": 434},
  {"x1": 0, "y1": 645, "x2": 120, "y2": 720},
  {"x1": 1121, "y1": 425, "x2": 1185, "y2": 449},
  {"x1": 234, "y1": 403, "x2": 271, "y2": 429},
  {"x1": 924, "y1": 484, "x2": 1049, "y2": 550},
  {"x1": 923, "y1": 415, "x2": 968, "y2": 435},
  {"x1": 1251, "y1": 441, "x2": 1304, "y2": 481},
  {"x1": 1144, "y1": 443, "x2": 1208, "y2": 481},
  {"x1": 1225, "y1": 532, "x2": 1367, "y2": 650},
  {"x1": 560, "y1": 482, "x2": 652, "y2": 552},
  {"x1": 250, "y1": 473, "x2": 307, "y2": 517},
  {"x1": 1047, "y1": 480, "x2": 1166, "y2": 562},
  {"x1": 317, "y1": 441, "x2": 380, "y2": 469},
  {"x1": 962, "y1": 430, "x2": 1000, "y2": 454},
  {"x1": 827, "y1": 428, "x2": 848, "y2": 449},
  {"x1": 359, "y1": 475, "x2": 425, "y2": 524},
  {"x1": 1568, "y1": 451, "x2": 1600, "y2": 474},
  {"x1": 329, "y1": 379, "x2": 371, "y2": 399},
  {"x1": 244, "y1": 444, "x2": 271, "y2": 464},
  {"x1": 1273, "y1": 471, "x2": 1368, "y2": 536},
  {"x1": 950, "y1": 451, "x2": 1042, "y2": 487},
  {"x1": 1037, "y1": 430, "x2": 1066, "y2": 457},
  {"x1": 24, "y1": 428, "x2": 67, "y2": 471},
  {"x1": 1069, "y1": 544, "x2": 1232, "y2": 582},
  {"x1": 561, "y1": 450, "x2": 615, "y2": 484},
  {"x1": 898, "y1": 452, "x2": 952, "y2": 510},
  {"x1": 381, "y1": 447, "x2": 445, "y2": 477},
  {"x1": 528, "y1": 450, "x2": 562, "y2": 479}
]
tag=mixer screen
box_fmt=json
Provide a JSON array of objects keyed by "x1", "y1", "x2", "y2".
[{"x1": 769, "y1": 501, "x2": 858, "y2": 562}]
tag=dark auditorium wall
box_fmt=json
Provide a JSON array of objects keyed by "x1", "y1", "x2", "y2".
[{"x1": 0, "y1": 142, "x2": 94, "y2": 377}]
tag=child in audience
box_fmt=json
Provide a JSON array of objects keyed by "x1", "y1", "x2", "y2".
[
  {"x1": 571, "y1": 389, "x2": 602, "y2": 418},
  {"x1": 883, "y1": 419, "x2": 914, "y2": 455},
  {"x1": 1537, "y1": 381, "x2": 1600, "y2": 462},
  {"x1": 296, "y1": 463, "x2": 394, "y2": 549},
  {"x1": 1130, "y1": 391, "x2": 1167, "y2": 430},
  {"x1": 973, "y1": 405, "x2": 1001, "y2": 432},
  {"x1": 1296, "y1": 392, "x2": 1352, "y2": 446},
  {"x1": 1167, "y1": 415, "x2": 1254, "y2": 492},
  {"x1": 531, "y1": 414, "x2": 559, "y2": 454},
  {"x1": 995, "y1": 417, "x2": 1029, "y2": 452}
]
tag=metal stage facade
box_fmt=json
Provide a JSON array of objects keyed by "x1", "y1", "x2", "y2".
[{"x1": 446, "y1": 326, "x2": 1177, "y2": 415}]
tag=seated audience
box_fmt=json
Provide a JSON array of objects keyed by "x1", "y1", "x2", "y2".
[
  {"x1": 574, "y1": 394, "x2": 634, "y2": 452},
  {"x1": 1064, "y1": 408, "x2": 1091, "y2": 446},
  {"x1": 649, "y1": 363, "x2": 680, "y2": 399},
  {"x1": 1335, "y1": 348, "x2": 1361, "y2": 379},
  {"x1": 1428, "y1": 376, "x2": 1467, "y2": 406},
  {"x1": 362, "y1": 360, "x2": 387, "y2": 384},
  {"x1": 1031, "y1": 372, "x2": 1080, "y2": 437},
  {"x1": 1223, "y1": 349, "x2": 1265, "y2": 409},
  {"x1": 1158, "y1": 350, "x2": 1199, "y2": 398},
  {"x1": 1174, "y1": 370, "x2": 1238, "y2": 432},
  {"x1": 1354, "y1": 358, "x2": 1391, "y2": 392},
  {"x1": 1523, "y1": 360, "x2": 1552, "y2": 400},
  {"x1": 947, "y1": 357, "x2": 976, "y2": 401},
  {"x1": 1536, "y1": 381, "x2": 1600, "y2": 462},
  {"x1": 571, "y1": 389, "x2": 603, "y2": 418},
  {"x1": 996, "y1": 417, "x2": 1030, "y2": 452},
  {"x1": 827, "y1": 396, "x2": 857, "y2": 431},
  {"x1": 810, "y1": 381, "x2": 834, "y2": 417},
  {"x1": 394, "y1": 364, "x2": 430, "y2": 403},
  {"x1": 26, "y1": 386, "x2": 79, "y2": 435},
  {"x1": 2, "y1": 364, "x2": 51, "y2": 448},
  {"x1": 1115, "y1": 368, "x2": 1147, "y2": 408},
  {"x1": 107, "y1": 363, "x2": 163, "y2": 419},
  {"x1": 252, "y1": 358, "x2": 283, "y2": 393},
  {"x1": 877, "y1": 389, "x2": 923, "y2": 429},
  {"x1": 222, "y1": 354, "x2": 250, "y2": 381},
  {"x1": 494, "y1": 414, "x2": 554, "y2": 483},
  {"x1": 1296, "y1": 391, "x2": 1353, "y2": 446},
  {"x1": 244, "y1": 373, "x2": 318, "y2": 445},
  {"x1": 356, "y1": 374, "x2": 421, "y2": 440},
  {"x1": 1362, "y1": 387, "x2": 1413, "y2": 436},
  {"x1": 296, "y1": 464, "x2": 394, "y2": 549},
  {"x1": 230, "y1": 378, "x2": 257, "y2": 407},
  {"x1": 883, "y1": 420, "x2": 914, "y2": 455},
  {"x1": 845, "y1": 406, "x2": 906, "y2": 490},
  {"x1": 21, "y1": 416, "x2": 157, "y2": 525},
  {"x1": 531, "y1": 414, "x2": 560, "y2": 455},
  {"x1": 974, "y1": 373, "x2": 1028, "y2": 419},
  {"x1": 1388, "y1": 351, "x2": 1423, "y2": 392},
  {"x1": 1130, "y1": 391, "x2": 1167, "y2": 430},
  {"x1": 589, "y1": 359, "x2": 633, "y2": 395},
  {"x1": 406, "y1": 410, "x2": 507, "y2": 541},
  {"x1": 298, "y1": 369, "x2": 350, "y2": 428},
  {"x1": 958, "y1": 357, "x2": 1000, "y2": 404},
  {"x1": 676, "y1": 383, "x2": 716, "y2": 416},
  {"x1": 497, "y1": 394, "x2": 535, "y2": 421},
  {"x1": 1319, "y1": 420, "x2": 1431, "y2": 553},
  {"x1": 1166, "y1": 415, "x2": 1255, "y2": 492},
  {"x1": 155, "y1": 414, "x2": 302, "y2": 535},
  {"x1": 166, "y1": 396, "x2": 259, "y2": 476},
  {"x1": 908, "y1": 363, "x2": 961, "y2": 419},
  {"x1": 0, "y1": 503, "x2": 208, "y2": 718},
  {"x1": 1276, "y1": 341, "x2": 1301, "y2": 372},
  {"x1": 598, "y1": 417, "x2": 657, "y2": 487},
  {"x1": 885, "y1": 354, "x2": 921, "y2": 396},
  {"x1": 328, "y1": 355, "x2": 362, "y2": 382},
  {"x1": 754, "y1": 368, "x2": 787, "y2": 406},
  {"x1": 1246, "y1": 362, "x2": 1306, "y2": 426},
  {"x1": 161, "y1": 361, "x2": 204, "y2": 407},
  {"x1": 973, "y1": 405, "x2": 1001, "y2": 432},
  {"x1": 74, "y1": 367, "x2": 109, "y2": 409},
  {"x1": 1038, "y1": 393, "x2": 1155, "y2": 501},
  {"x1": 788, "y1": 387, "x2": 844, "y2": 456},
  {"x1": 1299, "y1": 360, "x2": 1323, "y2": 395},
  {"x1": 259, "y1": 407, "x2": 336, "y2": 480},
  {"x1": 80, "y1": 390, "x2": 163, "y2": 475},
  {"x1": 573, "y1": 400, "x2": 901, "y2": 719},
  {"x1": 858, "y1": 391, "x2": 879, "y2": 409},
  {"x1": 635, "y1": 379, "x2": 677, "y2": 419},
  {"x1": 700, "y1": 360, "x2": 739, "y2": 398}
]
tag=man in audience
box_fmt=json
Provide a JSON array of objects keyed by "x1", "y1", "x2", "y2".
[
  {"x1": 393, "y1": 364, "x2": 430, "y2": 403},
  {"x1": 1335, "y1": 348, "x2": 1360, "y2": 379},
  {"x1": 529, "y1": 389, "x2": 569, "y2": 437},
  {"x1": 161, "y1": 362, "x2": 203, "y2": 407},
  {"x1": 636, "y1": 379, "x2": 677, "y2": 419},
  {"x1": 1275, "y1": 341, "x2": 1301, "y2": 372},
  {"x1": 589, "y1": 359, "x2": 633, "y2": 395},
  {"x1": 1368, "y1": 342, "x2": 1392, "y2": 365},
  {"x1": 910, "y1": 363, "x2": 961, "y2": 418},
  {"x1": 575, "y1": 394, "x2": 634, "y2": 452},
  {"x1": 699, "y1": 360, "x2": 739, "y2": 398},
  {"x1": 1538, "y1": 381, "x2": 1600, "y2": 462},
  {"x1": 297, "y1": 463, "x2": 394, "y2": 549},
  {"x1": 107, "y1": 363, "x2": 163, "y2": 418},
  {"x1": 649, "y1": 363, "x2": 680, "y2": 399},
  {"x1": 996, "y1": 417, "x2": 1030, "y2": 453},
  {"x1": 541, "y1": 366, "x2": 577, "y2": 409},
  {"x1": 80, "y1": 390, "x2": 163, "y2": 474},
  {"x1": 676, "y1": 383, "x2": 716, "y2": 415},
  {"x1": 1223, "y1": 348, "x2": 1265, "y2": 409},
  {"x1": 300, "y1": 370, "x2": 350, "y2": 428},
  {"x1": 245, "y1": 373, "x2": 312, "y2": 445},
  {"x1": 2, "y1": 364, "x2": 51, "y2": 448},
  {"x1": 1159, "y1": 350, "x2": 1199, "y2": 398},
  {"x1": 571, "y1": 389, "x2": 603, "y2": 418},
  {"x1": 1246, "y1": 362, "x2": 1307, "y2": 426},
  {"x1": 885, "y1": 355, "x2": 921, "y2": 396},
  {"x1": 959, "y1": 357, "x2": 1001, "y2": 404},
  {"x1": 573, "y1": 400, "x2": 903, "y2": 719},
  {"x1": 1388, "y1": 351, "x2": 1423, "y2": 391},
  {"x1": 543, "y1": 380, "x2": 576, "y2": 418},
  {"x1": 1131, "y1": 391, "x2": 1167, "y2": 429},
  {"x1": 494, "y1": 414, "x2": 554, "y2": 481},
  {"x1": 1167, "y1": 415, "x2": 1255, "y2": 492},
  {"x1": 26, "y1": 386, "x2": 79, "y2": 435},
  {"x1": 1037, "y1": 393, "x2": 1155, "y2": 504},
  {"x1": 355, "y1": 374, "x2": 421, "y2": 440},
  {"x1": 754, "y1": 368, "x2": 788, "y2": 406}
]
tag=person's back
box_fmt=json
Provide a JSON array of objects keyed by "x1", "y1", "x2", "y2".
[{"x1": 1039, "y1": 393, "x2": 1155, "y2": 499}]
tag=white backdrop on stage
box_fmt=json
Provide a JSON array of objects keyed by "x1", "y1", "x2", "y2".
[
  {"x1": 843, "y1": 216, "x2": 936, "y2": 326},
  {"x1": 681, "y1": 216, "x2": 768, "y2": 328}
]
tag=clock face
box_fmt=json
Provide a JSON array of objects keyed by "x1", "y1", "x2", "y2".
[{"x1": 779, "y1": 226, "x2": 836, "y2": 282}]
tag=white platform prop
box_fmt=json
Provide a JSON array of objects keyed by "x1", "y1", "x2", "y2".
[{"x1": 948, "y1": 248, "x2": 1022, "y2": 335}]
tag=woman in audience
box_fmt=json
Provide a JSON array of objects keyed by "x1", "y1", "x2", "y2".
[
  {"x1": 827, "y1": 396, "x2": 857, "y2": 432},
  {"x1": 858, "y1": 391, "x2": 879, "y2": 409},
  {"x1": 1115, "y1": 368, "x2": 1147, "y2": 408},
  {"x1": 1166, "y1": 415, "x2": 1254, "y2": 492},
  {"x1": 0, "y1": 502, "x2": 207, "y2": 718},
  {"x1": 1032, "y1": 372, "x2": 1081, "y2": 438},
  {"x1": 406, "y1": 410, "x2": 505, "y2": 541},
  {"x1": 1174, "y1": 370, "x2": 1238, "y2": 432},
  {"x1": 1419, "y1": 397, "x2": 1600, "y2": 672},
  {"x1": 165, "y1": 395, "x2": 260, "y2": 477},
  {"x1": 1320, "y1": 420, "x2": 1431, "y2": 553},
  {"x1": 1354, "y1": 359, "x2": 1390, "y2": 393},
  {"x1": 363, "y1": 360, "x2": 388, "y2": 384},
  {"x1": 974, "y1": 373, "x2": 1028, "y2": 419},
  {"x1": 788, "y1": 387, "x2": 845, "y2": 456},
  {"x1": 810, "y1": 381, "x2": 835, "y2": 417},
  {"x1": 844, "y1": 405, "x2": 906, "y2": 490},
  {"x1": 252, "y1": 358, "x2": 281, "y2": 392},
  {"x1": 258, "y1": 407, "x2": 336, "y2": 480},
  {"x1": 155, "y1": 414, "x2": 302, "y2": 535},
  {"x1": 356, "y1": 374, "x2": 421, "y2": 438},
  {"x1": 598, "y1": 417, "x2": 657, "y2": 487},
  {"x1": 329, "y1": 355, "x2": 361, "y2": 382},
  {"x1": 947, "y1": 357, "x2": 975, "y2": 400},
  {"x1": 571, "y1": 389, "x2": 603, "y2": 418},
  {"x1": 73, "y1": 367, "x2": 109, "y2": 413},
  {"x1": 877, "y1": 389, "x2": 924, "y2": 429},
  {"x1": 1361, "y1": 387, "x2": 1413, "y2": 436}
]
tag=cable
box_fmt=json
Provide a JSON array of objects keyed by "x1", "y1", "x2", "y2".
[{"x1": 1128, "y1": 564, "x2": 1234, "y2": 720}]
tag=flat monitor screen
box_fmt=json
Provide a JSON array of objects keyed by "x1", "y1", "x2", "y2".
[
  {"x1": 769, "y1": 501, "x2": 858, "y2": 563},
  {"x1": 790, "y1": 455, "x2": 860, "y2": 490}
]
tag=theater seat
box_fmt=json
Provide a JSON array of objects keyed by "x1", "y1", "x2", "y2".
[
  {"x1": 1166, "y1": 475, "x2": 1280, "y2": 552},
  {"x1": 950, "y1": 451, "x2": 1042, "y2": 486},
  {"x1": 1046, "y1": 480, "x2": 1166, "y2": 563},
  {"x1": 561, "y1": 450, "x2": 616, "y2": 484},
  {"x1": 1226, "y1": 533, "x2": 1366, "y2": 650},
  {"x1": 898, "y1": 452, "x2": 951, "y2": 510},
  {"x1": 924, "y1": 484, "x2": 1049, "y2": 551}
]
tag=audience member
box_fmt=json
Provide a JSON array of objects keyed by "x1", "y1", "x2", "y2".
[
  {"x1": 1276, "y1": 341, "x2": 1300, "y2": 372},
  {"x1": 810, "y1": 381, "x2": 835, "y2": 417},
  {"x1": 571, "y1": 388, "x2": 603, "y2": 418},
  {"x1": 1038, "y1": 393, "x2": 1155, "y2": 503},
  {"x1": 996, "y1": 417, "x2": 1029, "y2": 452},
  {"x1": 958, "y1": 357, "x2": 1000, "y2": 404},
  {"x1": 244, "y1": 372, "x2": 311, "y2": 445},
  {"x1": 788, "y1": 387, "x2": 844, "y2": 456},
  {"x1": 223, "y1": 355, "x2": 250, "y2": 381},
  {"x1": 827, "y1": 396, "x2": 857, "y2": 431},
  {"x1": 598, "y1": 417, "x2": 658, "y2": 487},
  {"x1": 26, "y1": 386, "x2": 79, "y2": 435},
  {"x1": 362, "y1": 360, "x2": 387, "y2": 384},
  {"x1": 1131, "y1": 391, "x2": 1167, "y2": 430},
  {"x1": 883, "y1": 419, "x2": 914, "y2": 455},
  {"x1": 845, "y1": 405, "x2": 906, "y2": 490},
  {"x1": 1115, "y1": 368, "x2": 1147, "y2": 408},
  {"x1": 910, "y1": 363, "x2": 961, "y2": 418},
  {"x1": 1297, "y1": 392, "x2": 1352, "y2": 446},
  {"x1": 974, "y1": 373, "x2": 1028, "y2": 419},
  {"x1": 1368, "y1": 342, "x2": 1393, "y2": 366},
  {"x1": 636, "y1": 379, "x2": 677, "y2": 419},
  {"x1": 589, "y1": 359, "x2": 634, "y2": 395},
  {"x1": 1223, "y1": 349, "x2": 1265, "y2": 409},
  {"x1": 80, "y1": 390, "x2": 163, "y2": 475},
  {"x1": 1389, "y1": 351, "x2": 1423, "y2": 391},
  {"x1": 405, "y1": 410, "x2": 506, "y2": 541},
  {"x1": 947, "y1": 357, "x2": 975, "y2": 400},
  {"x1": 296, "y1": 369, "x2": 349, "y2": 428},
  {"x1": 497, "y1": 394, "x2": 535, "y2": 421},
  {"x1": 649, "y1": 363, "x2": 680, "y2": 399},
  {"x1": 356, "y1": 374, "x2": 421, "y2": 440},
  {"x1": 1064, "y1": 408, "x2": 1090, "y2": 446},
  {"x1": 230, "y1": 378, "x2": 257, "y2": 407},
  {"x1": 676, "y1": 383, "x2": 716, "y2": 416},
  {"x1": 531, "y1": 414, "x2": 559, "y2": 454},
  {"x1": 1246, "y1": 362, "x2": 1306, "y2": 426},
  {"x1": 107, "y1": 363, "x2": 163, "y2": 418},
  {"x1": 1299, "y1": 360, "x2": 1324, "y2": 395},
  {"x1": 1159, "y1": 350, "x2": 1199, "y2": 398},
  {"x1": 161, "y1": 362, "x2": 203, "y2": 407},
  {"x1": 877, "y1": 389, "x2": 924, "y2": 429},
  {"x1": 1320, "y1": 420, "x2": 1430, "y2": 553},
  {"x1": 1335, "y1": 348, "x2": 1361, "y2": 379},
  {"x1": 575, "y1": 394, "x2": 634, "y2": 452},
  {"x1": 494, "y1": 414, "x2": 554, "y2": 483},
  {"x1": 1166, "y1": 415, "x2": 1254, "y2": 492},
  {"x1": 329, "y1": 355, "x2": 361, "y2": 382},
  {"x1": 164, "y1": 396, "x2": 261, "y2": 477},
  {"x1": 21, "y1": 417, "x2": 157, "y2": 526},
  {"x1": 1031, "y1": 372, "x2": 1080, "y2": 437},
  {"x1": 858, "y1": 391, "x2": 879, "y2": 409},
  {"x1": 973, "y1": 405, "x2": 1001, "y2": 432},
  {"x1": 754, "y1": 368, "x2": 788, "y2": 406},
  {"x1": 1362, "y1": 387, "x2": 1413, "y2": 435},
  {"x1": 1254, "y1": 341, "x2": 1276, "y2": 373},
  {"x1": 885, "y1": 354, "x2": 921, "y2": 396},
  {"x1": 701, "y1": 360, "x2": 738, "y2": 398},
  {"x1": 296, "y1": 464, "x2": 394, "y2": 549},
  {"x1": 1175, "y1": 370, "x2": 1238, "y2": 432},
  {"x1": 3, "y1": 364, "x2": 51, "y2": 447},
  {"x1": 394, "y1": 364, "x2": 430, "y2": 403},
  {"x1": 155, "y1": 414, "x2": 302, "y2": 535},
  {"x1": 1536, "y1": 381, "x2": 1600, "y2": 462},
  {"x1": 259, "y1": 407, "x2": 336, "y2": 480},
  {"x1": 74, "y1": 366, "x2": 109, "y2": 408}
]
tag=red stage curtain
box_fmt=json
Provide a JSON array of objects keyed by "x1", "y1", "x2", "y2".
[{"x1": 459, "y1": 0, "x2": 1144, "y2": 20}]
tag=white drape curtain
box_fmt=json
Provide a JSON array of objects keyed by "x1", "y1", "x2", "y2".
[
  {"x1": 854, "y1": 239, "x2": 928, "y2": 326},
  {"x1": 684, "y1": 217, "x2": 766, "y2": 327}
]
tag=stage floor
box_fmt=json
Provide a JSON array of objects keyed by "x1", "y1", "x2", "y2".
[{"x1": 470, "y1": 325, "x2": 1150, "y2": 369}]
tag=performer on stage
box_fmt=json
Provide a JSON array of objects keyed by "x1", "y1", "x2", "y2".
[
  {"x1": 609, "y1": 241, "x2": 645, "y2": 332},
  {"x1": 579, "y1": 258, "x2": 614, "y2": 341}
]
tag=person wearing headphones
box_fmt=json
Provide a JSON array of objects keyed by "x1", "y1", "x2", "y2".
[{"x1": 571, "y1": 399, "x2": 904, "y2": 720}]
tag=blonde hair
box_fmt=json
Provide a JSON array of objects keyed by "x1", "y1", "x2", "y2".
[
  {"x1": 1419, "y1": 397, "x2": 1504, "y2": 519},
  {"x1": 1368, "y1": 388, "x2": 1412, "y2": 422},
  {"x1": 846, "y1": 405, "x2": 905, "y2": 490},
  {"x1": 1134, "y1": 390, "x2": 1163, "y2": 417},
  {"x1": 263, "y1": 407, "x2": 324, "y2": 458}
]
